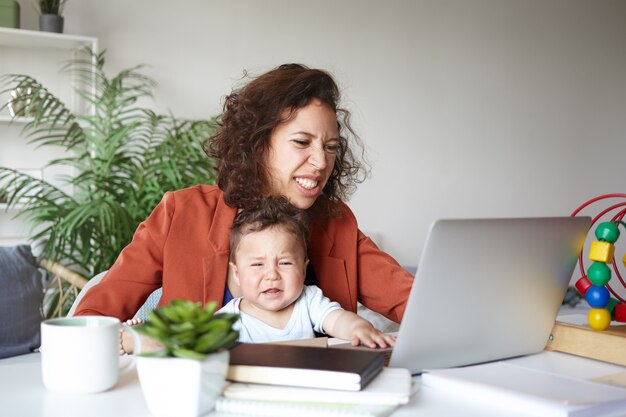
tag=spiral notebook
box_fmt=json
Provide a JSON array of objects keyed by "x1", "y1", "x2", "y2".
[
  {"x1": 216, "y1": 367, "x2": 412, "y2": 417},
  {"x1": 214, "y1": 399, "x2": 396, "y2": 417}
]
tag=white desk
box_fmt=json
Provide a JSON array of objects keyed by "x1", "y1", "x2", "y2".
[{"x1": 1, "y1": 350, "x2": 626, "y2": 417}]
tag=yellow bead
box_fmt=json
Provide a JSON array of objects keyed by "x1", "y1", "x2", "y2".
[
  {"x1": 623, "y1": 253, "x2": 626, "y2": 269},
  {"x1": 588, "y1": 308, "x2": 611, "y2": 331},
  {"x1": 589, "y1": 240, "x2": 615, "y2": 263}
]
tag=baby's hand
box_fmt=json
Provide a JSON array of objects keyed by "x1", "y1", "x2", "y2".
[
  {"x1": 350, "y1": 322, "x2": 396, "y2": 349},
  {"x1": 121, "y1": 319, "x2": 163, "y2": 355}
]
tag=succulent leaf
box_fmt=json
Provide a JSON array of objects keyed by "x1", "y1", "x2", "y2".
[{"x1": 135, "y1": 298, "x2": 239, "y2": 359}]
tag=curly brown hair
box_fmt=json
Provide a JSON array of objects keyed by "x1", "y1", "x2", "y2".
[{"x1": 204, "y1": 63, "x2": 367, "y2": 217}]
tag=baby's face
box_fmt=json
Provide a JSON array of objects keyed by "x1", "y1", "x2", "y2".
[{"x1": 232, "y1": 226, "x2": 308, "y2": 314}]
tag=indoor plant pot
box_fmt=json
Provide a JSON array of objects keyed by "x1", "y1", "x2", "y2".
[
  {"x1": 136, "y1": 351, "x2": 230, "y2": 417},
  {"x1": 37, "y1": 0, "x2": 66, "y2": 33},
  {"x1": 132, "y1": 299, "x2": 239, "y2": 417},
  {"x1": 0, "y1": 0, "x2": 20, "y2": 29},
  {"x1": 39, "y1": 14, "x2": 63, "y2": 33}
]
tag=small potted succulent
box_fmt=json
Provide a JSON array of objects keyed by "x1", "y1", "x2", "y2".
[
  {"x1": 132, "y1": 299, "x2": 239, "y2": 417},
  {"x1": 36, "y1": 0, "x2": 67, "y2": 33}
]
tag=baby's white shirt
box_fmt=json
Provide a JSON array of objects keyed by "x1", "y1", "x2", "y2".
[{"x1": 216, "y1": 285, "x2": 343, "y2": 343}]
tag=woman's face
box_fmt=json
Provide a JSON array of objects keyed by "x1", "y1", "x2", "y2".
[{"x1": 266, "y1": 99, "x2": 340, "y2": 210}]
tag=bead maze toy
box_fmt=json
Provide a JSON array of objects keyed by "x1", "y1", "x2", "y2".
[{"x1": 545, "y1": 194, "x2": 626, "y2": 366}]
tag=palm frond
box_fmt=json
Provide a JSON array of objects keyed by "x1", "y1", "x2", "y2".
[{"x1": 1, "y1": 49, "x2": 218, "y2": 298}]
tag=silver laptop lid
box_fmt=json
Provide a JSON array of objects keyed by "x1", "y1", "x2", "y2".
[{"x1": 389, "y1": 216, "x2": 591, "y2": 374}]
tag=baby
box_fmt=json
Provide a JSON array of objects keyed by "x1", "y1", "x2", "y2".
[{"x1": 217, "y1": 196, "x2": 395, "y2": 348}]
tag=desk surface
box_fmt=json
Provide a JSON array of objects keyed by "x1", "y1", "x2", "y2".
[{"x1": 1, "y1": 350, "x2": 626, "y2": 417}]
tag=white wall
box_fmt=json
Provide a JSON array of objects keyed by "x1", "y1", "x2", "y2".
[{"x1": 16, "y1": 0, "x2": 626, "y2": 266}]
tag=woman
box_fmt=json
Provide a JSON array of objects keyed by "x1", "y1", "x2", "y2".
[{"x1": 74, "y1": 63, "x2": 413, "y2": 332}]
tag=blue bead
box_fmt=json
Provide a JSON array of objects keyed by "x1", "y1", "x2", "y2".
[{"x1": 586, "y1": 285, "x2": 610, "y2": 308}]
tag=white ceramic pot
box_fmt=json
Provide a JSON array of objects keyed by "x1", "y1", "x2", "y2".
[{"x1": 136, "y1": 350, "x2": 229, "y2": 417}]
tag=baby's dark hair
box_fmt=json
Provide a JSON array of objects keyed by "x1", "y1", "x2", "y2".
[{"x1": 229, "y1": 196, "x2": 310, "y2": 262}]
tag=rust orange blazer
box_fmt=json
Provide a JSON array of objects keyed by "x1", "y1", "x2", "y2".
[{"x1": 75, "y1": 185, "x2": 413, "y2": 323}]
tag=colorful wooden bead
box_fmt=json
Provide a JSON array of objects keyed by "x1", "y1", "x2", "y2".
[
  {"x1": 574, "y1": 276, "x2": 592, "y2": 295},
  {"x1": 585, "y1": 285, "x2": 610, "y2": 308},
  {"x1": 615, "y1": 304, "x2": 626, "y2": 323},
  {"x1": 607, "y1": 298, "x2": 619, "y2": 316},
  {"x1": 586, "y1": 262, "x2": 611, "y2": 286},
  {"x1": 588, "y1": 240, "x2": 615, "y2": 263},
  {"x1": 595, "y1": 221, "x2": 620, "y2": 243},
  {"x1": 581, "y1": 218, "x2": 625, "y2": 332},
  {"x1": 588, "y1": 308, "x2": 611, "y2": 331}
]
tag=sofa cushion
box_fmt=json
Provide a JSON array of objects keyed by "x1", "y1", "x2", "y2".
[{"x1": 0, "y1": 245, "x2": 43, "y2": 358}]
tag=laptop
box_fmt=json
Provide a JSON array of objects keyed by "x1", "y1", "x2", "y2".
[{"x1": 387, "y1": 216, "x2": 591, "y2": 375}]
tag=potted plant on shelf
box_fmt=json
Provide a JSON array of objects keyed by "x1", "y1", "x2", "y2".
[
  {"x1": 0, "y1": 48, "x2": 217, "y2": 317},
  {"x1": 37, "y1": 0, "x2": 67, "y2": 33},
  {"x1": 132, "y1": 299, "x2": 239, "y2": 417}
]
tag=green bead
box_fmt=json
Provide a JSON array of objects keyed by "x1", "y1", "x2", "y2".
[
  {"x1": 587, "y1": 262, "x2": 611, "y2": 286},
  {"x1": 607, "y1": 297, "x2": 619, "y2": 314},
  {"x1": 595, "y1": 222, "x2": 620, "y2": 243}
]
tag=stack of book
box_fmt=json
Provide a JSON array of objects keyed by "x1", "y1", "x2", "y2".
[{"x1": 215, "y1": 343, "x2": 413, "y2": 417}]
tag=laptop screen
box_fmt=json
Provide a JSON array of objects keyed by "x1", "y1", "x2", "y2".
[{"x1": 389, "y1": 216, "x2": 590, "y2": 374}]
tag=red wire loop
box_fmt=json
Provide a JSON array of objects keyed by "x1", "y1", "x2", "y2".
[{"x1": 572, "y1": 194, "x2": 626, "y2": 304}]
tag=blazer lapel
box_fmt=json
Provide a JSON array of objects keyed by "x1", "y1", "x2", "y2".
[
  {"x1": 309, "y1": 222, "x2": 356, "y2": 312},
  {"x1": 207, "y1": 195, "x2": 236, "y2": 253},
  {"x1": 203, "y1": 194, "x2": 237, "y2": 306}
]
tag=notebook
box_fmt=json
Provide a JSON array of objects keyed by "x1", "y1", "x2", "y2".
[
  {"x1": 222, "y1": 367, "x2": 412, "y2": 405},
  {"x1": 214, "y1": 398, "x2": 397, "y2": 417},
  {"x1": 421, "y1": 361, "x2": 626, "y2": 417},
  {"x1": 218, "y1": 363, "x2": 410, "y2": 417},
  {"x1": 388, "y1": 216, "x2": 591, "y2": 375},
  {"x1": 227, "y1": 343, "x2": 385, "y2": 391}
]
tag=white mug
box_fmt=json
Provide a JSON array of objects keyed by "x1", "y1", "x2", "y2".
[{"x1": 41, "y1": 316, "x2": 134, "y2": 394}]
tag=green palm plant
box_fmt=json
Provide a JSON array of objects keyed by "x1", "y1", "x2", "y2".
[
  {"x1": 0, "y1": 49, "x2": 216, "y2": 316},
  {"x1": 36, "y1": 0, "x2": 68, "y2": 15}
]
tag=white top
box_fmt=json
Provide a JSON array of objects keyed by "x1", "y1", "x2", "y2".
[
  {"x1": 2, "y1": 350, "x2": 625, "y2": 416},
  {"x1": 217, "y1": 285, "x2": 343, "y2": 343}
]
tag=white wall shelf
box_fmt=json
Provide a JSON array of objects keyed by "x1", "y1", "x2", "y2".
[
  {"x1": 0, "y1": 27, "x2": 98, "y2": 246},
  {"x1": 0, "y1": 27, "x2": 97, "y2": 50},
  {"x1": 0, "y1": 114, "x2": 32, "y2": 124}
]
